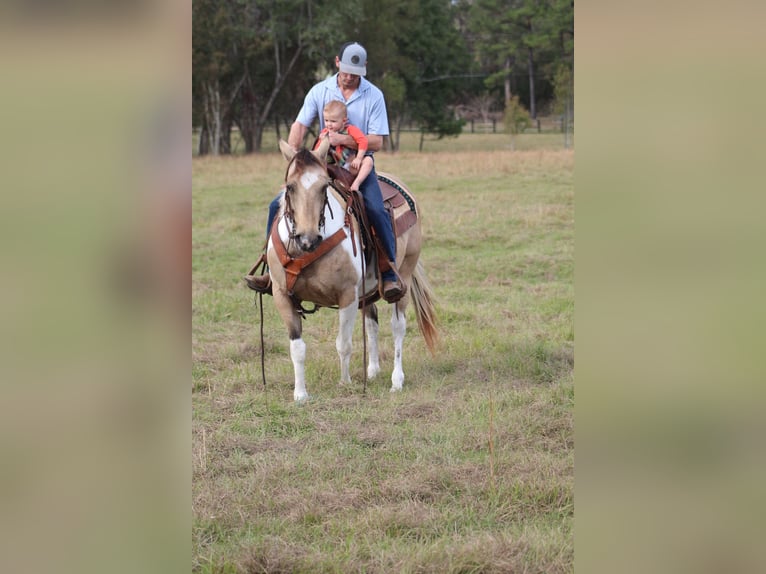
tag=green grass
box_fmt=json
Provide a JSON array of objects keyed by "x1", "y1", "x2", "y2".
[{"x1": 193, "y1": 145, "x2": 574, "y2": 572}]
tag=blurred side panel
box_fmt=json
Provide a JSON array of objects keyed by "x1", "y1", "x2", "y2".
[
  {"x1": 576, "y1": 2, "x2": 766, "y2": 573},
  {"x1": 0, "y1": 2, "x2": 190, "y2": 574}
]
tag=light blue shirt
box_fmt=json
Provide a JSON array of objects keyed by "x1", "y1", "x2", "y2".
[{"x1": 295, "y1": 74, "x2": 389, "y2": 137}]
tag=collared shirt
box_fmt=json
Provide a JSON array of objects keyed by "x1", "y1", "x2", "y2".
[{"x1": 295, "y1": 74, "x2": 389, "y2": 136}]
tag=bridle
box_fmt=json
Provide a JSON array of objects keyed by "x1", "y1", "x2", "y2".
[
  {"x1": 281, "y1": 178, "x2": 332, "y2": 251},
  {"x1": 270, "y1": 162, "x2": 350, "y2": 298}
]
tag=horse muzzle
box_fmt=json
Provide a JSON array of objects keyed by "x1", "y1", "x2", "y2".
[{"x1": 294, "y1": 232, "x2": 323, "y2": 252}]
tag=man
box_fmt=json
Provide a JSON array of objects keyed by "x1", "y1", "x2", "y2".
[{"x1": 245, "y1": 42, "x2": 405, "y2": 303}]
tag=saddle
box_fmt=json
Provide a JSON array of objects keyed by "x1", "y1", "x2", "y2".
[{"x1": 326, "y1": 164, "x2": 418, "y2": 266}]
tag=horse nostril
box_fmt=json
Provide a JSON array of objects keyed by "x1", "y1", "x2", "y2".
[
  {"x1": 296, "y1": 234, "x2": 322, "y2": 252},
  {"x1": 305, "y1": 235, "x2": 322, "y2": 252}
]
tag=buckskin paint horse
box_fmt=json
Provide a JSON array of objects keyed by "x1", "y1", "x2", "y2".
[{"x1": 266, "y1": 139, "x2": 437, "y2": 401}]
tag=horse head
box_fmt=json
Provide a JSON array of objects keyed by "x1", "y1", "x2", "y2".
[{"x1": 279, "y1": 139, "x2": 331, "y2": 253}]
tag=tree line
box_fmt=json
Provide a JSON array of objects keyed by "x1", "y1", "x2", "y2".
[{"x1": 192, "y1": 0, "x2": 574, "y2": 155}]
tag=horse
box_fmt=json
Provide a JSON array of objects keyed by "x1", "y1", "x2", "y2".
[{"x1": 265, "y1": 138, "x2": 438, "y2": 401}]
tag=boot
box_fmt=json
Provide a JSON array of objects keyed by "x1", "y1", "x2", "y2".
[
  {"x1": 244, "y1": 273, "x2": 272, "y2": 294},
  {"x1": 381, "y1": 267, "x2": 406, "y2": 303}
]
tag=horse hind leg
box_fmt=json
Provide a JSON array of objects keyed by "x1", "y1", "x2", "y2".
[
  {"x1": 364, "y1": 304, "x2": 380, "y2": 379},
  {"x1": 336, "y1": 302, "x2": 358, "y2": 385},
  {"x1": 390, "y1": 302, "x2": 407, "y2": 392}
]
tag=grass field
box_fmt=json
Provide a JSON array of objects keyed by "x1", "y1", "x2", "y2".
[{"x1": 192, "y1": 133, "x2": 574, "y2": 573}]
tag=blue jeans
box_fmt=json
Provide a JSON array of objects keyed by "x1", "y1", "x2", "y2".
[{"x1": 266, "y1": 167, "x2": 397, "y2": 281}]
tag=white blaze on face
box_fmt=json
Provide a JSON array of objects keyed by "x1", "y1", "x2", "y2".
[{"x1": 300, "y1": 170, "x2": 320, "y2": 190}]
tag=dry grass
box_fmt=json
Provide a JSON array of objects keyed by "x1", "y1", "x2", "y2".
[{"x1": 193, "y1": 140, "x2": 573, "y2": 572}]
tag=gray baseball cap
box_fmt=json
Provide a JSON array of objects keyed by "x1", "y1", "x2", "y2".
[{"x1": 338, "y1": 42, "x2": 367, "y2": 77}]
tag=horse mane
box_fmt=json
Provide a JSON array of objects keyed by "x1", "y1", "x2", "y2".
[{"x1": 285, "y1": 148, "x2": 326, "y2": 182}]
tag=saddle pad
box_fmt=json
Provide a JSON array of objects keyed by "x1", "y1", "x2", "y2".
[
  {"x1": 378, "y1": 177, "x2": 407, "y2": 207},
  {"x1": 377, "y1": 173, "x2": 417, "y2": 237}
]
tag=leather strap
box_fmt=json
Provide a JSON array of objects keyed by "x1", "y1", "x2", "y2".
[{"x1": 271, "y1": 221, "x2": 347, "y2": 294}]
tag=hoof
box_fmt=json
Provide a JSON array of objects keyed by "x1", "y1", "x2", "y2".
[
  {"x1": 294, "y1": 393, "x2": 311, "y2": 403},
  {"x1": 389, "y1": 385, "x2": 402, "y2": 393}
]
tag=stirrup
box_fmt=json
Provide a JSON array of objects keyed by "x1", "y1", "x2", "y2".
[
  {"x1": 247, "y1": 253, "x2": 268, "y2": 277},
  {"x1": 244, "y1": 274, "x2": 272, "y2": 294},
  {"x1": 244, "y1": 254, "x2": 271, "y2": 294}
]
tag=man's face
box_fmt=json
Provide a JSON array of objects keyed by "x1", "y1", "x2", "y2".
[{"x1": 335, "y1": 57, "x2": 361, "y2": 89}]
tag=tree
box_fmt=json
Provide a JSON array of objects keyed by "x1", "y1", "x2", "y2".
[
  {"x1": 193, "y1": 0, "x2": 362, "y2": 155},
  {"x1": 370, "y1": 0, "x2": 470, "y2": 149},
  {"x1": 192, "y1": 0, "x2": 573, "y2": 153},
  {"x1": 503, "y1": 94, "x2": 531, "y2": 150},
  {"x1": 552, "y1": 64, "x2": 573, "y2": 148},
  {"x1": 377, "y1": 74, "x2": 406, "y2": 151},
  {"x1": 192, "y1": 0, "x2": 241, "y2": 155},
  {"x1": 234, "y1": 0, "x2": 365, "y2": 152},
  {"x1": 469, "y1": 0, "x2": 573, "y2": 119}
]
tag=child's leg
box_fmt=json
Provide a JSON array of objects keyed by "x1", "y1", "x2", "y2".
[{"x1": 351, "y1": 157, "x2": 374, "y2": 191}]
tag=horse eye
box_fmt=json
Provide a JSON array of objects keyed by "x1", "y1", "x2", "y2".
[{"x1": 285, "y1": 183, "x2": 295, "y2": 194}]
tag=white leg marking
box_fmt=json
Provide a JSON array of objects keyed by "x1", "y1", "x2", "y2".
[
  {"x1": 365, "y1": 312, "x2": 380, "y2": 379},
  {"x1": 290, "y1": 338, "x2": 308, "y2": 401},
  {"x1": 390, "y1": 306, "x2": 407, "y2": 392},
  {"x1": 336, "y1": 302, "x2": 358, "y2": 385}
]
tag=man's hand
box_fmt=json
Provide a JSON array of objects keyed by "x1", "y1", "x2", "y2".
[{"x1": 327, "y1": 131, "x2": 353, "y2": 148}]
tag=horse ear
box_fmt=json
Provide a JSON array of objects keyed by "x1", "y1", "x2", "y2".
[
  {"x1": 279, "y1": 139, "x2": 296, "y2": 161},
  {"x1": 312, "y1": 137, "x2": 330, "y2": 164}
]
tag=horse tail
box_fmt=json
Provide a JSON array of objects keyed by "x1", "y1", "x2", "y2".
[{"x1": 409, "y1": 261, "x2": 439, "y2": 355}]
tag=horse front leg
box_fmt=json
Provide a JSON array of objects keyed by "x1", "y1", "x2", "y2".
[
  {"x1": 273, "y1": 290, "x2": 309, "y2": 401},
  {"x1": 390, "y1": 303, "x2": 407, "y2": 392},
  {"x1": 336, "y1": 301, "x2": 358, "y2": 385},
  {"x1": 290, "y1": 338, "x2": 308, "y2": 401}
]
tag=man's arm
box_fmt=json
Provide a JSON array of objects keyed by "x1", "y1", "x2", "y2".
[
  {"x1": 328, "y1": 132, "x2": 383, "y2": 152},
  {"x1": 287, "y1": 121, "x2": 309, "y2": 151},
  {"x1": 365, "y1": 135, "x2": 383, "y2": 152},
  {"x1": 364, "y1": 86, "x2": 389, "y2": 152}
]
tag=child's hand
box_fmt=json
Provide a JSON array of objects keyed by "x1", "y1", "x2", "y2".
[{"x1": 350, "y1": 156, "x2": 362, "y2": 171}]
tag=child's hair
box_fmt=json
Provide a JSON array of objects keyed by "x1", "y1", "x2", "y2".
[{"x1": 323, "y1": 100, "x2": 347, "y2": 118}]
